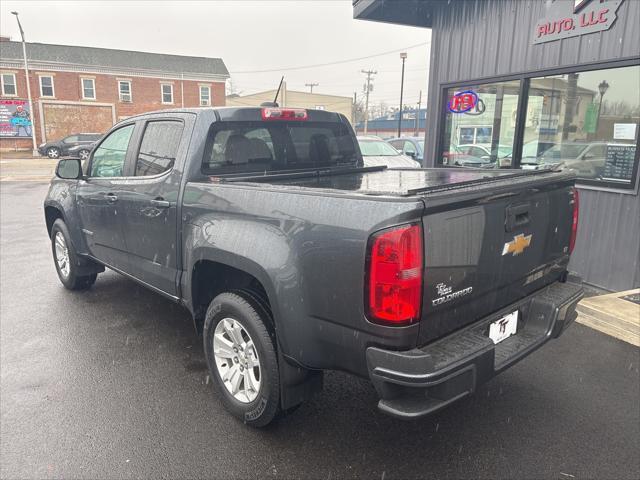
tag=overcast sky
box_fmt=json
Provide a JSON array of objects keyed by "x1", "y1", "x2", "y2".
[{"x1": 0, "y1": 1, "x2": 431, "y2": 108}]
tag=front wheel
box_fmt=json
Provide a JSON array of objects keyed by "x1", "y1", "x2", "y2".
[
  {"x1": 47, "y1": 147, "x2": 61, "y2": 159},
  {"x1": 50, "y1": 219, "x2": 97, "y2": 290},
  {"x1": 203, "y1": 291, "x2": 281, "y2": 427}
]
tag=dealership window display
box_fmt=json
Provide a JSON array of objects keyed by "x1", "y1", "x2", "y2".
[{"x1": 439, "y1": 65, "x2": 639, "y2": 190}]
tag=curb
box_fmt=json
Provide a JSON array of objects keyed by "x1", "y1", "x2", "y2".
[{"x1": 577, "y1": 289, "x2": 640, "y2": 346}]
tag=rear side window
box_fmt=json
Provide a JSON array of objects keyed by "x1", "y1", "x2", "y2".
[
  {"x1": 135, "y1": 121, "x2": 184, "y2": 176},
  {"x1": 202, "y1": 121, "x2": 358, "y2": 175}
]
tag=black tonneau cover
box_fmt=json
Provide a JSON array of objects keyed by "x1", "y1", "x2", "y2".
[{"x1": 212, "y1": 167, "x2": 571, "y2": 197}]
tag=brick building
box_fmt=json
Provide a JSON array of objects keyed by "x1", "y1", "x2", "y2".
[{"x1": 0, "y1": 39, "x2": 229, "y2": 151}]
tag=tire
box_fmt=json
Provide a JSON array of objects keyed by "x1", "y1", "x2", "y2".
[
  {"x1": 203, "y1": 291, "x2": 280, "y2": 427},
  {"x1": 47, "y1": 147, "x2": 61, "y2": 159},
  {"x1": 50, "y1": 219, "x2": 97, "y2": 290},
  {"x1": 78, "y1": 149, "x2": 90, "y2": 161}
]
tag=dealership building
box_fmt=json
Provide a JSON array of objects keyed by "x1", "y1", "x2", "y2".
[
  {"x1": 355, "y1": 0, "x2": 639, "y2": 292},
  {"x1": 0, "y1": 39, "x2": 228, "y2": 150}
]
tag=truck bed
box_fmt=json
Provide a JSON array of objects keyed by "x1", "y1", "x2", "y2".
[{"x1": 210, "y1": 167, "x2": 572, "y2": 198}]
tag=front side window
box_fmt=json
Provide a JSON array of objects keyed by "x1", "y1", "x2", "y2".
[
  {"x1": 1, "y1": 73, "x2": 17, "y2": 96},
  {"x1": 119, "y1": 81, "x2": 132, "y2": 102},
  {"x1": 203, "y1": 121, "x2": 358, "y2": 175},
  {"x1": 135, "y1": 121, "x2": 184, "y2": 176},
  {"x1": 39, "y1": 76, "x2": 54, "y2": 97},
  {"x1": 90, "y1": 125, "x2": 135, "y2": 177},
  {"x1": 161, "y1": 84, "x2": 173, "y2": 104},
  {"x1": 81, "y1": 78, "x2": 95, "y2": 99},
  {"x1": 63, "y1": 135, "x2": 79, "y2": 144},
  {"x1": 523, "y1": 65, "x2": 639, "y2": 186},
  {"x1": 404, "y1": 141, "x2": 417, "y2": 156},
  {"x1": 441, "y1": 79, "x2": 520, "y2": 167},
  {"x1": 199, "y1": 85, "x2": 210, "y2": 106}
]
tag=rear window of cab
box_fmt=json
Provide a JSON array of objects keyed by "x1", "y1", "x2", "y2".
[{"x1": 202, "y1": 121, "x2": 360, "y2": 175}]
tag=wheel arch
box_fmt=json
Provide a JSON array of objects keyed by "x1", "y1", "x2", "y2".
[
  {"x1": 189, "y1": 255, "x2": 276, "y2": 337},
  {"x1": 44, "y1": 205, "x2": 65, "y2": 238}
]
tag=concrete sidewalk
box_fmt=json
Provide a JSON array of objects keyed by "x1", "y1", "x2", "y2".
[
  {"x1": 0, "y1": 156, "x2": 56, "y2": 182},
  {"x1": 577, "y1": 289, "x2": 640, "y2": 346}
]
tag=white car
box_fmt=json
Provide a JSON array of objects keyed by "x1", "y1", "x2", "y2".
[{"x1": 357, "y1": 136, "x2": 421, "y2": 168}]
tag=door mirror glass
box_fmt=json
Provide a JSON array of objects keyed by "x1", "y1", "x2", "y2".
[{"x1": 56, "y1": 158, "x2": 82, "y2": 179}]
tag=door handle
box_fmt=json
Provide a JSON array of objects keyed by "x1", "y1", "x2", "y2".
[
  {"x1": 151, "y1": 198, "x2": 171, "y2": 209},
  {"x1": 105, "y1": 193, "x2": 118, "y2": 204},
  {"x1": 505, "y1": 202, "x2": 530, "y2": 232}
]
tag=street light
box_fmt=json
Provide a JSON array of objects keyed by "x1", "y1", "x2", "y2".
[
  {"x1": 11, "y1": 11, "x2": 38, "y2": 156},
  {"x1": 397, "y1": 52, "x2": 407, "y2": 137},
  {"x1": 596, "y1": 80, "x2": 609, "y2": 138}
]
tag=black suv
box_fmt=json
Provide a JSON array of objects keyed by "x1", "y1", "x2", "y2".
[{"x1": 38, "y1": 133, "x2": 102, "y2": 159}]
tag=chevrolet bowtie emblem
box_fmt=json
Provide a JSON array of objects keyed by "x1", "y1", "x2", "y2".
[{"x1": 502, "y1": 234, "x2": 532, "y2": 256}]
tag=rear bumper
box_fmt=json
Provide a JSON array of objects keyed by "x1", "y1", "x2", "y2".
[{"x1": 366, "y1": 279, "x2": 584, "y2": 419}]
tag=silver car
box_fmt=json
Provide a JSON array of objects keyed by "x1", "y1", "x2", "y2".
[{"x1": 357, "y1": 136, "x2": 421, "y2": 168}]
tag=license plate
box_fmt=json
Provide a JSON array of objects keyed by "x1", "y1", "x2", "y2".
[{"x1": 489, "y1": 310, "x2": 518, "y2": 344}]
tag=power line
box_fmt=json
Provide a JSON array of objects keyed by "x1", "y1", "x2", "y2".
[{"x1": 230, "y1": 41, "x2": 429, "y2": 74}]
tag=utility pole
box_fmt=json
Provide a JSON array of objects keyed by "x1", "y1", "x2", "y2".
[
  {"x1": 361, "y1": 69, "x2": 376, "y2": 135},
  {"x1": 305, "y1": 82, "x2": 319, "y2": 94},
  {"x1": 414, "y1": 89, "x2": 422, "y2": 136},
  {"x1": 397, "y1": 52, "x2": 407, "y2": 138},
  {"x1": 353, "y1": 91, "x2": 357, "y2": 126},
  {"x1": 11, "y1": 11, "x2": 38, "y2": 156}
]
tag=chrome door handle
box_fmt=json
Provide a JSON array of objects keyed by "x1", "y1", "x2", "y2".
[{"x1": 151, "y1": 198, "x2": 171, "y2": 209}]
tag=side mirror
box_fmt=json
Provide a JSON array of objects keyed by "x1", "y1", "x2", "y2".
[
  {"x1": 56, "y1": 158, "x2": 83, "y2": 180},
  {"x1": 406, "y1": 151, "x2": 416, "y2": 158}
]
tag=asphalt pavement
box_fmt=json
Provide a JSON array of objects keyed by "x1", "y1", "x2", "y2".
[{"x1": 1, "y1": 181, "x2": 639, "y2": 480}]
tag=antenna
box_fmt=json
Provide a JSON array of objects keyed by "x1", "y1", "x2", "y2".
[{"x1": 273, "y1": 76, "x2": 284, "y2": 105}]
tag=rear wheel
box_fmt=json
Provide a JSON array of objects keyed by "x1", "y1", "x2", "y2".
[
  {"x1": 203, "y1": 291, "x2": 281, "y2": 427},
  {"x1": 50, "y1": 219, "x2": 97, "y2": 290},
  {"x1": 47, "y1": 147, "x2": 60, "y2": 159},
  {"x1": 78, "y1": 149, "x2": 90, "y2": 161}
]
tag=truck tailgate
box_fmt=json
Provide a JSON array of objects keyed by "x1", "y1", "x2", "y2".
[{"x1": 419, "y1": 177, "x2": 576, "y2": 344}]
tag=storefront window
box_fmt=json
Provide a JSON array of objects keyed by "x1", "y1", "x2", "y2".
[
  {"x1": 523, "y1": 65, "x2": 639, "y2": 187},
  {"x1": 440, "y1": 80, "x2": 520, "y2": 168},
  {"x1": 438, "y1": 64, "x2": 639, "y2": 189}
]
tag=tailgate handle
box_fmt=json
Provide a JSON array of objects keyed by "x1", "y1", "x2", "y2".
[{"x1": 505, "y1": 203, "x2": 530, "y2": 231}]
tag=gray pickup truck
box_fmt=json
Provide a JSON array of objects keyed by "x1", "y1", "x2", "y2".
[{"x1": 44, "y1": 107, "x2": 583, "y2": 426}]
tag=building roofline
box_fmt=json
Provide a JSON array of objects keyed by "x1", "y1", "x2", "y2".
[
  {"x1": 0, "y1": 40, "x2": 229, "y2": 78},
  {"x1": 353, "y1": 0, "x2": 436, "y2": 28}
]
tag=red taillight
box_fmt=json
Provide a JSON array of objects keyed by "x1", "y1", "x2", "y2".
[
  {"x1": 366, "y1": 223, "x2": 423, "y2": 326},
  {"x1": 261, "y1": 108, "x2": 308, "y2": 121},
  {"x1": 569, "y1": 187, "x2": 579, "y2": 254}
]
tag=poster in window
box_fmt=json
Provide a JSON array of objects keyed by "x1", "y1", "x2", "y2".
[
  {"x1": 0, "y1": 99, "x2": 33, "y2": 138},
  {"x1": 603, "y1": 144, "x2": 636, "y2": 183}
]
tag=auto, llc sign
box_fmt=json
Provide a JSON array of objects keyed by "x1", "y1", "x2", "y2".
[{"x1": 532, "y1": 0, "x2": 624, "y2": 45}]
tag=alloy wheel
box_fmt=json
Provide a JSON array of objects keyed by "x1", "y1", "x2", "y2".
[
  {"x1": 54, "y1": 232, "x2": 70, "y2": 278},
  {"x1": 213, "y1": 317, "x2": 261, "y2": 403}
]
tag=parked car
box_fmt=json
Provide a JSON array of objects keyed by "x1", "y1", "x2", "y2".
[
  {"x1": 45, "y1": 106, "x2": 583, "y2": 427},
  {"x1": 524, "y1": 142, "x2": 627, "y2": 178},
  {"x1": 38, "y1": 133, "x2": 102, "y2": 159},
  {"x1": 521, "y1": 140, "x2": 556, "y2": 161},
  {"x1": 388, "y1": 137, "x2": 424, "y2": 162},
  {"x1": 458, "y1": 143, "x2": 513, "y2": 167},
  {"x1": 357, "y1": 136, "x2": 421, "y2": 168},
  {"x1": 441, "y1": 145, "x2": 492, "y2": 168},
  {"x1": 66, "y1": 142, "x2": 97, "y2": 161}
]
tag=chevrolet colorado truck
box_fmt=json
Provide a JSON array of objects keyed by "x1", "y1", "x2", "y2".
[{"x1": 44, "y1": 107, "x2": 583, "y2": 427}]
